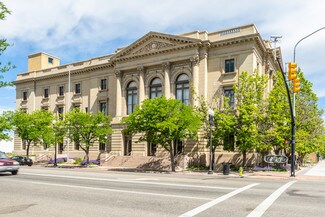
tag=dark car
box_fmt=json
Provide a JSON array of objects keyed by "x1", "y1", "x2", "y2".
[
  {"x1": 0, "y1": 151, "x2": 20, "y2": 175},
  {"x1": 11, "y1": 156, "x2": 33, "y2": 166}
]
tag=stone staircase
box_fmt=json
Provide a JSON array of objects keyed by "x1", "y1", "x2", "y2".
[{"x1": 100, "y1": 155, "x2": 188, "y2": 171}]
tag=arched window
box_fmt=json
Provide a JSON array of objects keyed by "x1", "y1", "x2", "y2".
[
  {"x1": 127, "y1": 81, "x2": 137, "y2": 114},
  {"x1": 175, "y1": 74, "x2": 189, "y2": 105},
  {"x1": 150, "y1": 77, "x2": 162, "y2": 99}
]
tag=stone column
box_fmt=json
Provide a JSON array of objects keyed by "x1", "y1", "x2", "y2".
[
  {"x1": 162, "y1": 62, "x2": 171, "y2": 99},
  {"x1": 137, "y1": 66, "x2": 145, "y2": 104},
  {"x1": 190, "y1": 55, "x2": 199, "y2": 106},
  {"x1": 115, "y1": 70, "x2": 122, "y2": 117},
  {"x1": 201, "y1": 49, "x2": 208, "y2": 99}
]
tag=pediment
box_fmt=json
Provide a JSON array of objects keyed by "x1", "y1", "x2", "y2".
[{"x1": 111, "y1": 32, "x2": 202, "y2": 61}]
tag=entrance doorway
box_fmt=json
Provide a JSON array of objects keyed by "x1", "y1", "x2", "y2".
[{"x1": 124, "y1": 135, "x2": 132, "y2": 156}]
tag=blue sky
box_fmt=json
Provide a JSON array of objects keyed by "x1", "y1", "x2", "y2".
[{"x1": 1, "y1": 0, "x2": 325, "y2": 152}]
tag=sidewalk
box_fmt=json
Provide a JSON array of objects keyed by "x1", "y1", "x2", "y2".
[
  {"x1": 37, "y1": 161, "x2": 325, "y2": 180},
  {"x1": 247, "y1": 161, "x2": 325, "y2": 180}
]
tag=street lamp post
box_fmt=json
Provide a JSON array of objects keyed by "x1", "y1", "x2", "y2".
[
  {"x1": 293, "y1": 27, "x2": 325, "y2": 62},
  {"x1": 208, "y1": 109, "x2": 215, "y2": 174},
  {"x1": 290, "y1": 26, "x2": 325, "y2": 177},
  {"x1": 52, "y1": 120, "x2": 57, "y2": 167},
  {"x1": 54, "y1": 132, "x2": 57, "y2": 167}
]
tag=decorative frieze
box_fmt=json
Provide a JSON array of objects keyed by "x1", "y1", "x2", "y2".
[{"x1": 133, "y1": 41, "x2": 175, "y2": 55}]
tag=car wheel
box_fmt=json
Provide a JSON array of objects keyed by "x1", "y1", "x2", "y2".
[
  {"x1": 11, "y1": 170, "x2": 18, "y2": 175},
  {"x1": 28, "y1": 164, "x2": 32, "y2": 167}
]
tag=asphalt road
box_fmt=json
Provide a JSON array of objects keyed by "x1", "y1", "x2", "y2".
[{"x1": 1, "y1": 166, "x2": 325, "y2": 217}]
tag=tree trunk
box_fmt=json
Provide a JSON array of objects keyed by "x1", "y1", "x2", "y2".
[
  {"x1": 242, "y1": 150, "x2": 247, "y2": 167},
  {"x1": 169, "y1": 142, "x2": 175, "y2": 172},
  {"x1": 86, "y1": 147, "x2": 90, "y2": 164},
  {"x1": 26, "y1": 142, "x2": 31, "y2": 158}
]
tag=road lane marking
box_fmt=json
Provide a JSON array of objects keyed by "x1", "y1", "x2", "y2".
[
  {"x1": 246, "y1": 181, "x2": 296, "y2": 217},
  {"x1": 31, "y1": 181, "x2": 214, "y2": 201},
  {"x1": 179, "y1": 183, "x2": 260, "y2": 217},
  {"x1": 21, "y1": 172, "x2": 235, "y2": 190},
  {"x1": 117, "y1": 177, "x2": 160, "y2": 181}
]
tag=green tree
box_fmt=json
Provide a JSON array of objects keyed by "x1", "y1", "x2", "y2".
[
  {"x1": 0, "y1": 2, "x2": 15, "y2": 88},
  {"x1": 295, "y1": 69, "x2": 324, "y2": 165},
  {"x1": 11, "y1": 110, "x2": 53, "y2": 158},
  {"x1": 261, "y1": 71, "x2": 291, "y2": 156},
  {"x1": 65, "y1": 109, "x2": 112, "y2": 164},
  {"x1": 193, "y1": 92, "x2": 236, "y2": 169},
  {"x1": 123, "y1": 97, "x2": 201, "y2": 172},
  {"x1": 0, "y1": 111, "x2": 12, "y2": 141},
  {"x1": 234, "y1": 71, "x2": 268, "y2": 166}
]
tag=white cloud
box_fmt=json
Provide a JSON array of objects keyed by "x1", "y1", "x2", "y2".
[
  {"x1": 1, "y1": 0, "x2": 325, "y2": 97},
  {"x1": 0, "y1": 140, "x2": 13, "y2": 153},
  {"x1": 0, "y1": 106, "x2": 15, "y2": 115}
]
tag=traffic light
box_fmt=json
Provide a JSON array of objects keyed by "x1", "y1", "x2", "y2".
[
  {"x1": 293, "y1": 77, "x2": 301, "y2": 93},
  {"x1": 288, "y1": 62, "x2": 297, "y2": 80}
]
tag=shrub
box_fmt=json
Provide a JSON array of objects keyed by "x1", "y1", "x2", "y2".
[
  {"x1": 80, "y1": 160, "x2": 100, "y2": 166},
  {"x1": 48, "y1": 158, "x2": 66, "y2": 164},
  {"x1": 74, "y1": 158, "x2": 82, "y2": 165}
]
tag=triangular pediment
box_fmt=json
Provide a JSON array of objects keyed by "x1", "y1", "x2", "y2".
[{"x1": 111, "y1": 32, "x2": 202, "y2": 61}]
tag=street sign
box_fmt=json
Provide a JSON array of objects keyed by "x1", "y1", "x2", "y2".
[{"x1": 264, "y1": 155, "x2": 288, "y2": 164}]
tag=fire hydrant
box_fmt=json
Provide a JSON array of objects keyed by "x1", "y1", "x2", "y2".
[{"x1": 239, "y1": 167, "x2": 243, "y2": 177}]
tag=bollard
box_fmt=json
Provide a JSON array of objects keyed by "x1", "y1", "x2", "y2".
[{"x1": 239, "y1": 167, "x2": 243, "y2": 177}]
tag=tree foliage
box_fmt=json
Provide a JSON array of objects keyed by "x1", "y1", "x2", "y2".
[
  {"x1": 0, "y1": 1, "x2": 15, "y2": 88},
  {"x1": 10, "y1": 110, "x2": 53, "y2": 158},
  {"x1": 65, "y1": 109, "x2": 112, "y2": 163},
  {"x1": 261, "y1": 71, "x2": 291, "y2": 155},
  {"x1": 0, "y1": 111, "x2": 12, "y2": 141},
  {"x1": 295, "y1": 69, "x2": 324, "y2": 164},
  {"x1": 234, "y1": 71, "x2": 268, "y2": 166},
  {"x1": 123, "y1": 97, "x2": 201, "y2": 172}
]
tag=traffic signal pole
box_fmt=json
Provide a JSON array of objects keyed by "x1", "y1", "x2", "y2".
[{"x1": 276, "y1": 58, "x2": 296, "y2": 177}]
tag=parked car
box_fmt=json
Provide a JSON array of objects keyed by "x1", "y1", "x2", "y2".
[
  {"x1": 11, "y1": 156, "x2": 33, "y2": 166},
  {"x1": 0, "y1": 151, "x2": 20, "y2": 175}
]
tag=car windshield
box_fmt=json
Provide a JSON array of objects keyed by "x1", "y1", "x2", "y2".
[{"x1": 0, "y1": 152, "x2": 8, "y2": 159}]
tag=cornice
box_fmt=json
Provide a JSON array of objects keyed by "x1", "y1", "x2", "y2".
[
  {"x1": 14, "y1": 63, "x2": 112, "y2": 84},
  {"x1": 210, "y1": 33, "x2": 261, "y2": 49}
]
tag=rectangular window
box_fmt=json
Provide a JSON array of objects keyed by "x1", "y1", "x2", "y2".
[
  {"x1": 100, "y1": 79, "x2": 107, "y2": 90},
  {"x1": 75, "y1": 83, "x2": 81, "y2": 94},
  {"x1": 23, "y1": 91, "x2": 28, "y2": 101},
  {"x1": 58, "y1": 107, "x2": 64, "y2": 119},
  {"x1": 124, "y1": 135, "x2": 132, "y2": 156},
  {"x1": 75, "y1": 143, "x2": 80, "y2": 150},
  {"x1": 44, "y1": 88, "x2": 49, "y2": 98},
  {"x1": 59, "y1": 86, "x2": 64, "y2": 96},
  {"x1": 22, "y1": 140, "x2": 27, "y2": 150},
  {"x1": 225, "y1": 59, "x2": 235, "y2": 73},
  {"x1": 99, "y1": 142, "x2": 106, "y2": 151},
  {"x1": 48, "y1": 57, "x2": 53, "y2": 64},
  {"x1": 85, "y1": 107, "x2": 88, "y2": 113},
  {"x1": 224, "y1": 89, "x2": 235, "y2": 109},
  {"x1": 173, "y1": 140, "x2": 184, "y2": 156},
  {"x1": 99, "y1": 102, "x2": 107, "y2": 115}
]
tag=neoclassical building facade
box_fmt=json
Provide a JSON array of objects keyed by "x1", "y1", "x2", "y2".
[{"x1": 13, "y1": 24, "x2": 281, "y2": 164}]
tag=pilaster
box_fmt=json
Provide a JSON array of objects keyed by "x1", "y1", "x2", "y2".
[
  {"x1": 190, "y1": 55, "x2": 199, "y2": 106},
  {"x1": 162, "y1": 62, "x2": 171, "y2": 99},
  {"x1": 137, "y1": 66, "x2": 145, "y2": 104}
]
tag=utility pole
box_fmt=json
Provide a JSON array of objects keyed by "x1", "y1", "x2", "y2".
[{"x1": 270, "y1": 35, "x2": 282, "y2": 61}]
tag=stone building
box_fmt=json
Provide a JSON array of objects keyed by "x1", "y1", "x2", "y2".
[{"x1": 13, "y1": 24, "x2": 281, "y2": 167}]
